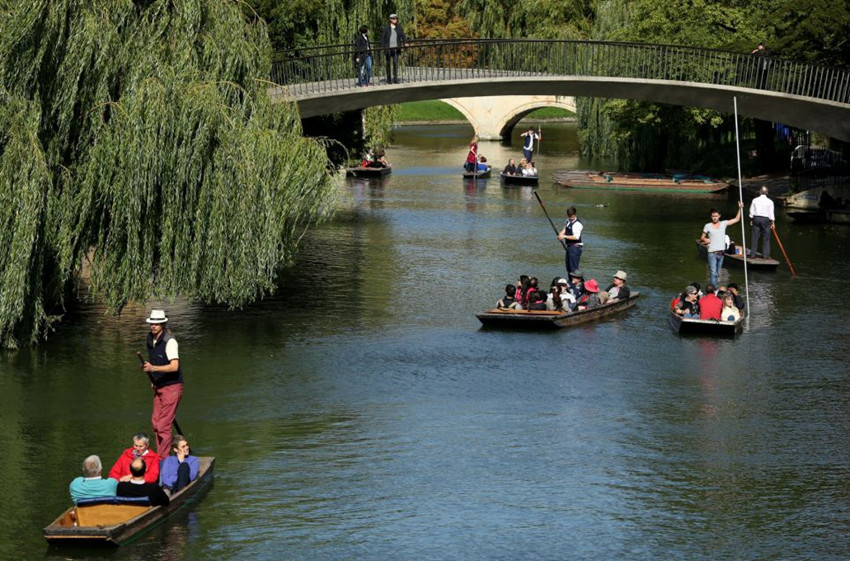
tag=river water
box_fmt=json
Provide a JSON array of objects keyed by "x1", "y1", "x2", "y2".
[{"x1": 2, "y1": 123, "x2": 850, "y2": 561}]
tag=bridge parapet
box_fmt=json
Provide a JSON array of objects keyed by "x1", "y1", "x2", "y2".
[{"x1": 272, "y1": 39, "x2": 850, "y2": 105}]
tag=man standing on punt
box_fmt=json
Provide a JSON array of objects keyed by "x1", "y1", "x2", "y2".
[
  {"x1": 142, "y1": 309, "x2": 183, "y2": 456},
  {"x1": 749, "y1": 185, "x2": 775, "y2": 259},
  {"x1": 558, "y1": 207, "x2": 583, "y2": 276},
  {"x1": 700, "y1": 202, "x2": 744, "y2": 286}
]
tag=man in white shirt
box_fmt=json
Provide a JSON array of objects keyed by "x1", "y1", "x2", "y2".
[
  {"x1": 749, "y1": 185, "x2": 775, "y2": 259},
  {"x1": 700, "y1": 202, "x2": 744, "y2": 286}
]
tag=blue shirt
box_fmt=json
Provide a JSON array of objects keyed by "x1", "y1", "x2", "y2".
[
  {"x1": 160, "y1": 455, "x2": 199, "y2": 488},
  {"x1": 69, "y1": 476, "x2": 118, "y2": 504}
]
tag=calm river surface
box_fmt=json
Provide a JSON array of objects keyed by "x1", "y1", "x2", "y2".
[{"x1": 2, "y1": 123, "x2": 850, "y2": 561}]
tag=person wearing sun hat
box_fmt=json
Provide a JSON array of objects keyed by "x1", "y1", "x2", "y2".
[
  {"x1": 577, "y1": 278, "x2": 603, "y2": 310},
  {"x1": 605, "y1": 270, "x2": 631, "y2": 302},
  {"x1": 142, "y1": 309, "x2": 183, "y2": 456}
]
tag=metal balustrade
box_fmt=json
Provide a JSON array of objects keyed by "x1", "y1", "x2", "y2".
[{"x1": 270, "y1": 39, "x2": 850, "y2": 105}]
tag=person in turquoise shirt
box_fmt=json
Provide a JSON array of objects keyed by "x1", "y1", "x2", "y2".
[{"x1": 69, "y1": 455, "x2": 118, "y2": 504}]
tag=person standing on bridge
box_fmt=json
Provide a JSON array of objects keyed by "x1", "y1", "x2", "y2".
[
  {"x1": 520, "y1": 127, "x2": 541, "y2": 162},
  {"x1": 751, "y1": 42, "x2": 769, "y2": 89},
  {"x1": 380, "y1": 13, "x2": 407, "y2": 84},
  {"x1": 355, "y1": 25, "x2": 372, "y2": 87}
]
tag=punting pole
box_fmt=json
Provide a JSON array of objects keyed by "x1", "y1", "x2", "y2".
[
  {"x1": 772, "y1": 228, "x2": 797, "y2": 275},
  {"x1": 533, "y1": 190, "x2": 568, "y2": 251},
  {"x1": 733, "y1": 96, "x2": 751, "y2": 314}
]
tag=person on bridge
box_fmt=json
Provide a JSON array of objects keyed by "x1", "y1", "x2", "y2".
[
  {"x1": 465, "y1": 135, "x2": 479, "y2": 172},
  {"x1": 380, "y1": 13, "x2": 407, "y2": 84},
  {"x1": 355, "y1": 25, "x2": 372, "y2": 87},
  {"x1": 749, "y1": 185, "x2": 775, "y2": 259},
  {"x1": 557, "y1": 207, "x2": 583, "y2": 276},
  {"x1": 520, "y1": 127, "x2": 541, "y2": 161},
  {"x1": 751, "y1": 42, "x2": 770, "y2": 89}
]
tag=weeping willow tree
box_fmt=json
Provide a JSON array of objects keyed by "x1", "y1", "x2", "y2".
[{"x1": 0, "y1": 0, "x2": 337, "y2": 349}]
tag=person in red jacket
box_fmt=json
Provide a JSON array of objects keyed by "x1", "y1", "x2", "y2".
[
  {"x1": 108, "y1": 432, "x2": 161, "y2": 484},
  {"x1": 698, "y1": 284, "x2": 723, "y2": 320}
]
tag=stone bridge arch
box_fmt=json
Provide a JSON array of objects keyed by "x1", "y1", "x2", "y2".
[{"x1": 441, "y1": 96, "x2": 576, "y2": 139}]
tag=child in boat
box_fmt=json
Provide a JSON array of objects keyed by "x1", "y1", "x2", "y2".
[
  {"x1": 526, "y1": 290, "x2": 548, "y2": 310},
  {"x1": 721, "y1": 294, "x2": 741, "y2": 321},
  {"x1": 475, "y1": 155, "x2": 489, "y2": 173},
  {"x1": 497, "y1": 284, "x2": 521, "y2": 309}
]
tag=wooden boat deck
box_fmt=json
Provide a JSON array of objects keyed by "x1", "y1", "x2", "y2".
[
  {"x1": 669, "y1": 309, "x2": 744, "y2": 336},
  {"x1": 694, "y1": 240, "x2": 780, "y2": 269},
  {"x1": 345, "y1": 165, "x2": 392, "y2": 178},
  {"x1": 44, "y1": 456, "x2": 215, "y2": 546},
  {"x1": 462, "y1": 167, "x2": 491, "y2": 179},
  {"x1": 555, "y1": 170, "x2": 728, "y2": 193},
  {"x1": 500, "y1": 172, "x2": 539, "y2": 185},
  {"x1": 476, "y1": 292, "x2": 639, "y2": 329}
]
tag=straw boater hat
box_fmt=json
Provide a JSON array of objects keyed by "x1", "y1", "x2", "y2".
[
  {"x1": 614, "y1": 270, "x2": 627, "y2": 281},
  {"x1": 146, "y1": 310, "x2": 168, "y2": 324}
]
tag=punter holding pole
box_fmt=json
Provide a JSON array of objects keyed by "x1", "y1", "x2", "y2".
[{"x1": 140, "y1": 309, "x2": 185, "y2": 456}]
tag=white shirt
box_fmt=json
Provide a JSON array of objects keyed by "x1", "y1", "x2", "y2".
[
  {"x1": 749, "y1": 194, "x2": 775, "y2": 221},
  {"x1": 566, "y1": 219, "x2": 583, "y2": 245},
  {"x1": 152, "y1": 335, "x2": 179, "y2": 361}
]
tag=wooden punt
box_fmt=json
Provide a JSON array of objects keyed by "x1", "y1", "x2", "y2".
[
  {"x1": 44, "y1": 457, "x2": 215, "y2": 546},
  {"x1": 346, "y1": 165, "x2": 392, "y2": 178},
  {"x1": 500, "y1": 172, "x2": 539, "y2": 185},
  {"x1": 462, "y1": 166, "x2": 491, "y2": 179},
  {"x1": 669, "y1": 308, "x2": 744, "y2": 336},
  {"x1": 476, "y1": 292, "x2": 639, "y2": 329},
  {"x1": 694, "y1": 240, "x2": 780, "y2": 269},
  {"x1": 555, "y1": 170, "x2": 728, "y2": 193}
]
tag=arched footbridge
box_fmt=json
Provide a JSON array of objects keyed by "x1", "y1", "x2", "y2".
[{"x1": 268, "y1": 39, "x2": 850, "y2": 142}]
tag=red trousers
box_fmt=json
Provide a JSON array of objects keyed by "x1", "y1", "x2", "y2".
[{"x1": 152, "y1": 383, "x2": 183, "y2": 456}]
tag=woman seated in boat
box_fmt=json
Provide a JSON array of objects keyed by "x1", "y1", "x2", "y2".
[
  {"x1": 160, "y1": 435, "x2": 199, "y2": 495},
  {"x1": 515, "y1": 275, "x2": 530, "y2": 304},
  {"x1": 497, "y1": 284, "x2": 521, "y2": 309},
  {"x1": 503, "y1": 158, "x2": 518, "y2": 175},
  {"x1": 366, "y1": 148, "x2": 389, "y2": 168},
  {"x1": 475, "y1": 155, "x2": 489, "y2": 173},
  {"x1": 526, "y1": 290, "x2": 548, "y2": 311},
  {"x1": 674, "y1": 286, "x2": 700, "y2": 317},
  {"x1": 576, "y1": 279, "x2": 603, "y2": 310},
  {"x1": 546, "y1": 285, "x2": 566, "y2": 312},
  {"x1": 720, "y1": 294, "x2": 741, "y2": 322},
  {"x1": 522, "y1": 161, "x2": 538, "y2": 177},
  {"x1": 523, "y1": 276, "x2": 540, "y2": 307}
]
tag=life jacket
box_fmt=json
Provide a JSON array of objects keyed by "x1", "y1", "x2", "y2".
[
  {"x1": 564, "y1": 218, "x2": 582, "y2": 245},
  {"x1": 147, "y1": 332, "x2": 183, "y2": 387}
]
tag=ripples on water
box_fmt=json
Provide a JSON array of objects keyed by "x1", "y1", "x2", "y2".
[{"x1": 4, "y1": 123, "x2": 850, "y2": 560}]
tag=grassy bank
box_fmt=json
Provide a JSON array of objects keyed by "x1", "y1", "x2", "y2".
[{"x1": 396, "y1": 100, "x2": 575, "y2": 122}]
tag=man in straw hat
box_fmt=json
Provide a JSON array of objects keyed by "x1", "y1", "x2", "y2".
[
  {"x1": 142, "y1": 310, "x2": 183, "y2": 456},
  {"x1": 605, "y1": 270, "x2": 631, "y2": 302}
]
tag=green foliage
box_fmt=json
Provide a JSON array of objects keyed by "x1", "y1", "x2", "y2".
[
  {"x1": 363, "y1": 105, "x2": 398, "y2": 149},
  {"x1": 416, "y1": 0, "x2": 471, "y2": 39},
  {"x1": 0, "y1": 0, "x2": 336, "y2": 348},
  {"x1": 459, "y1": 0, "x2": 594, "y2": 39}
]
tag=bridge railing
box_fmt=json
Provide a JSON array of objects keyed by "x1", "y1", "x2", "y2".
[{"x1": 270, "y1": 39, "x2": 850, "y2": 104}]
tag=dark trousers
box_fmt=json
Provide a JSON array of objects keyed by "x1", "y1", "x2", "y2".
[
  {"x1": 751, "y1": 216, "x2": 772, "y2": 258},
  {"x1": 566, "y1": 244, "x2": 583, "y2": 275},
  {"x1": 385, "y1": 49, "x2": 401, "y2": 83},
  {"x1": 173, "y1": 462, "x2": 191, "y2": 493}
]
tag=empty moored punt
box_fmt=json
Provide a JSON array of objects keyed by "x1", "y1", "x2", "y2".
[
  {"x1": 500, "y1": 172, "x2": 539, "y2": 185},
  {"x1": 694, "y1": 240, "x2": 780, "y2": 269},
  {"x1": 669, "y1": 308, "x2": 744, "y2": 336},
  {"x1": 346, "y1": 165, "x2": 392, "y2": 178},
  {"x1": 44, "y1": 457, "x2": 215, "y2": 546},
  {"x1": 462, "y1": 166, "x2": 491, "y2": 179},
  {"x1": 476, "y1": 292, "x2": 639, "y2": 329},
  {"x1": 555, "y1": 170, "x2": 728, "y2": 193}
]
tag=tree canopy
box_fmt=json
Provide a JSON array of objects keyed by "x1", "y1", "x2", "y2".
[{"x1": 0, "y1": 0, "x2": 336, "y2": 348}]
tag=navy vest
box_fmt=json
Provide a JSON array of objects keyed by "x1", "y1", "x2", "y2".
[
  {"x1": 147, "y1": 332, "x2": 183, "y2": 387},
  {"x1": 564, "y1": 218, "x2": 582, "y2": 245},
  {"x1": 501, "y1": 295, "x2": 516, "y2": 307}
]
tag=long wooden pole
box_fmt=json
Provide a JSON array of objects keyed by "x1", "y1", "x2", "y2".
[
  {"x1": 136, "y1": 351, "x2": 184, "y2": 436},
  {"x1": 733, "y1": 97, "x2": 751, "y2": 314},
  {"x1": 533, "y1": 190, "x2": 568, "y2": 251},
  {"x1": 772, "y1": 228, "x2": 797, "y2": 275}
]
